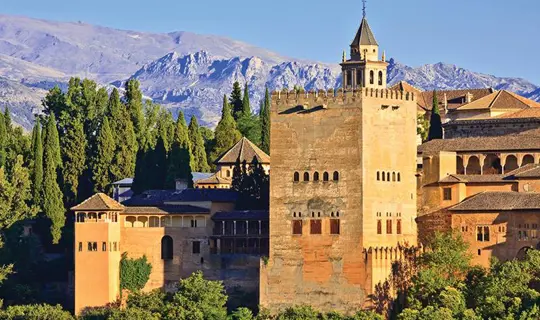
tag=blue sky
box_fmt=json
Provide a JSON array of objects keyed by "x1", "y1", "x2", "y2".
[{"x1": 3, "y1": 0, "x2": 540, "y2": 84}]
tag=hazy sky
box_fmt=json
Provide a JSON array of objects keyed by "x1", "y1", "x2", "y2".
[{"x1": 2, "y1": 0, "x2": 540, "y2": 84}]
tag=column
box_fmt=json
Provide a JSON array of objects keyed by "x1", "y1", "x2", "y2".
[
  {"x1": 352, "y1": 68, "x2": 356, "y2": 90},
  {"x1": 233, "y1": 221, "x2": 237, "y2": 235},
  {"x1": 222, "y1": 221, "x2": 225, "y2": 235},
  {"x1": 246, "y1": 220, "x2": 249, "y2": 235},
  {"x1": 258, "y1": 220, "x2": 262, "y2": 235}
]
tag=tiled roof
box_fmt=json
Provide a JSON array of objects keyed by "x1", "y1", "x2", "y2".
[
  {"x1": 455, "y1": 90, "x2": 540, "y2": 111},
  {"x1": 419, "y1": 134, "x2": 540, "y2": 155},
  {"x1": 72, "y1": 193, "x2": 124, "y2": 211},
  {"x1": 418, "y1": 88, "x2": 495, "y2": 112},
  {"x1": 112, "y1": 178, "x2": 133, "y2": 185},
  {"x1": 122, "y1": 190, "x2": 177, "y2": 206},
  {"x1": 192, "y1": 172, "x2": 213, "y2": 182},
  {"x1": 450, "y1": 191, "x2": 540, "y2": 211},
  {"x1": 389, "y1": 81, "x2": 422, "y2": 94},
  {"x1": 215, "y1": 137, "x2": 270, "y2": 165},
  {"x1": 195, "y1": 173, "x2": 231, "y2": 185},
  {"x1": 166, "y1": 189, "x2": 239, "y2": 203},
  {"x1": 351, "y1": 17, "x2": 378, "y2": 47},
  {"x1": 512, "y1": 164, "x2": 540, "y2": 178},
  {"x1": 212, "y1": 210, "x2": 269, "y2": 221},
  {"x1": 496, "y1": 107, "x2": 540, "y2": 119},
  {"x1": 439, "y1": 174, "x2": 508, "y2": 183},
  {"x1": 124, "y1": 205, "x2": 209, "y2": 215}
]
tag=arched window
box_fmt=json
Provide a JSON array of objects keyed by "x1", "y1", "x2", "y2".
[
  {"x1": 392, "y1": 172, "x2": 396, "y2": 181},
  {"x1": 161, "y1": 236, "x2": 173, "y2": 260},
  {"x1": 294, "y1": 172, "x2": 300, "y2": 182},
  {"x1": 387, "y1": 172, "x2": 390, "y2": 181},
  {"x1": 77, "y1": 212, "x2": 85, "y2": 223},
  {"x1": 397, "y1": 173, "x2": 401, "y2": 182},
  {"x1": 370, "y1": 70, "x2": 374, "y2": 84},
  {"x1": 323, "y1": 172, "x2": 329, "y2": 181},
  {"x1": 304, "y1": 172, "x2": 310, "y2": 182},
  {"x1": 356, "y1": 69, "x2": 363, "y2": 86},
  {"x1": 377, "y1": 171, "x2": 380, "y2": 181},
  {"x1": 378, "y1": 71, "x2": 383, "y2": 85},
  {"x1": 314, "y1": 172, "x2": 320, "y2": 181},
  {"x1": 346, "y1": 70, "x2": 352, "y2": 87},
  {"x1": 333, "y1": 171, "x2": 339, "y2": 181},
  {"x1": 226, "y1": 170, "x2": 231, "y2": 178},
  {"x1": 382, "y1": 171, "x2": 386, "y2": 181}
]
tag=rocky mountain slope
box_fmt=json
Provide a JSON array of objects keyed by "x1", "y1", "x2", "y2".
[{"x1": 0, "y1": 15, "x2": 538, "y2": 129}]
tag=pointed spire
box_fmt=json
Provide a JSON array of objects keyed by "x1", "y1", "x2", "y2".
[
  {"x1": 362, "y1": 0, "x2": 367, "y2": 19},
  {"x1": 342, "y1": 50, "x2": 346, "y2": 63},
  {"x1": 382, "y1": 50, "x2": 386, "y2": 62},
  {"x1": 351, "y1": 17, "x2": 378, "y2": 48}
]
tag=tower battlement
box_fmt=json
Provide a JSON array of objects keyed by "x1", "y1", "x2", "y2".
[{"x1": 271, "y1": 88, "x2": 416, "y2": 110}]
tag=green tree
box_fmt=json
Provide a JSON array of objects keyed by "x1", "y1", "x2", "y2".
[
  {"x1": 124, "y1": 79, "x2": 146, "y2": 148},
  {"x1": 188, "y1": 116, "x2": 210, "y2": 172},
  {"x1": 31, "y1": 122, "x2": 43, "y2": 207},
  {"x1": 163, "y1": 271, "x2": 228, "y2": 320},
  {"x1": 166, "y1": 111, "x2": 193, "y2": 189},
  {"x1": 417, "y1": 114, "x2": 429, "y2": 143},
  {"x1": 229, "y1": 307, "x2": 253, "y2": 320},
  {"x1": 42, "y1": 114, "x2": 65, "y2": 244},
  {"x1": 107, "y1": 88, "x2": 137, "y2": 180},
  {"x1": 60, "y1": 115, "x2": 86, "y2": 206},
  {"x1": 0, "y1": 304, "x2": 73, "y2": 320},
  {"x1": 260, "y1": 87, "x2": 271, "y2": 154},
  {"x1": 427, "y1": 90, "x2": 442, "y2": 141},
  {"x1": 0, "y1": 112, "x2": 6, "y2": 168},
  {"x1": 92, "y1": 117, "x2": 115, "y2": 194},
  {"x1": 211, "y1": 96, "x2": 242, "y2": 163},
  {"x1": 230, "y1": 81, "x2": 243, "y2": 121},
  {"x1": 120, "y1": 253, "x2": 152, "y2": 292},
  {"x1": 241, "y1": 83, "x2": 250, "y2": 117}
]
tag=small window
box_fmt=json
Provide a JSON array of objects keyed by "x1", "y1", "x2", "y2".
[
  {"x1": 443, "y1": 188, "x2": 452, "y2": 201},
  {"x1": 78, "y1": 242, "x2": 83, "y2": 252},
  {"x1": 397, "y1": 220, "x2": 402, "y2": 234},
  {"x1": 192, "y1": 241, "x2": 201, "y2": 254},
  {"x1": 317, "y1": 212, "x2": 321, "y2": 217},
  {"x1": 161, "y1": 236, "x2": 173, "y2": 260},
  {"x1": 478, "y1": 249, "x2": 481, "y2": 256},
  {"x1": 310, "y1": 220, "x2": 322, "y2": 234},
  {"x1": 333, "y1": 171, "x2": 339, "y2": 181},
  {"x1": 477, "y1": 226, "x2": 490, "y2": 242},
  {"x1": 87, "y1": 242, "x2": 92, "y2": 251},
  {"x1": 113, "y1": 242, "x2": 118, "y2": 252},
  {"x1": 382, "y1": 172, "x2": 385, "y2": 181},
  {"x1": 397, "y1": 173, "x2": 401, "y2": 182},
  {"x1": 314, "y1": 172, "x2": 320, "y2": 181},
  {"x1": 377, "y1": 220, "x2": 382, "y2": 234},
  {"x1": 336, "y1": 212, "x2": 340, "y2": 217},
  {"x1": 191, "y1": 219, "x2": 197, "y2": 228},
  {"x1": 392, "y1": 172, "x2": 396, "y2": 181},
  {"x1": 370, "y1": 70, "x2": 374, "y2": 84},
  {"x1": 377, "y1": 172, "x2": 380, "y2": 181},
  {"x1": 378, "y1": 71, "x2": 383, "y2": 86},
  {"x1": 387, "y1": 172, "x2": 390, "y2": 181},
  {"x1": 323, "y1": 172, "x2": 329, "y2": 181},
  {"x1": 386, "y1": 220, "x2": 392, "y2": 234},
  {"x1": 102, "y1": 242, "x2": 107, "y2": 252},
  {"x1": 226, "y1": 170, "x2": 231, "y2": 178},
  {"x1": 292, "y1": 220, "x2": 303, "y2": 235},
  {"x1": 304, "y1": 172, "x2": 310, "y2": 182},
  {"x1": 294, "y1": 172, "x2": 300, "y2": 182},
  {"x1": 330, "y1": 219, "x2": 340, "y2": 235},
  {"x1": 92, "y1": 242, "x2": 98, "y2": 251}
]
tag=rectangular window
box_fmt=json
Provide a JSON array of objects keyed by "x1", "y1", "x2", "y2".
[
  {"x1": 397, "y1": 219, "x2": 402, "y2": 235},
  {"x1": 87, "y1": 242, "x2": 92, "y2": 251},
  {"x1": 192, "y1": 241, "x2": 201, "y2": 254},
  {"x1": 92, "y1": 242, "x2": 97, "y2": 251},
  {"x1": 78, "y1": 242, "x2": 82, "y2": 252},
  {"x1": 330, "y1": 219, "x2": 340, "y2": 235},
  {"x1": 377, "y1": 220, "x2": 382, "y2": 235},
  {"x1": 477, "y1": 226, "x2": 490, "y2": 242},
  {"x1": 191, "y1": 219, "x2": 197, "y2": 228},
  {"x1": 113, "y1": 242, "x2": 118, "y2": 252},
  {"x1": 102, "y1": 242, "x2": 107, "y2": 252},
  {"x1": 292, "y1": 220, "x2": 303, "y2": 235},
  {"x1": 443, "y1": 188, "x2": 452, "y2": 201},
  {"x1": 310, "y1": 220, "x2": 322, "y2": 234},
  {"x1": 386, "y1": 220, "x2": 392, "y2": 234}
]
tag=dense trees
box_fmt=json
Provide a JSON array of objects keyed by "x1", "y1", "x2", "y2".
[
  {"x1": 211, "y1": 95, "x2": 242, "y2": 163},
  {"x1": 189, "y1": 116, "x2": 210, "y2": 173},
  {"x1": 427, "y1": 90, "x2": 442, "y2": 140}
]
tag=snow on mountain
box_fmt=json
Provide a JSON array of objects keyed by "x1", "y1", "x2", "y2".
[{"x1": 0, "y1": 14, "x2": 538, "y2": 130}]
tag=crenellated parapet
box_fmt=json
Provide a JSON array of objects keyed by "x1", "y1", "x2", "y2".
[
  {"x1": 271, "y1": 88, "x2": 416, "y2": 110},
  {"x1": 362, "y1": 244, "x2": 423, "y2": 262}
]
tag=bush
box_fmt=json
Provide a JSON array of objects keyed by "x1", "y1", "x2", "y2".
[
  {"x1": 0, "y1": 304, "x2": 73, "y2": 320},
  {"x1": 119, "y1": 253, "x2": 152, "y2": 292},
  {"x1": 229, "y1": 307, "x2": 254, "y2": 320}
]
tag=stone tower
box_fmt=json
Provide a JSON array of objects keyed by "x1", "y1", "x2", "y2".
[
  {"x1": 260, "y1": 16, "x2": 417, "y2": 314},
  {"x1": 341, "y1": 17, "x2": 387, "y2": 90},
  {"x1": 72, "y1": 193, "x2": 123, "y2": 315}
]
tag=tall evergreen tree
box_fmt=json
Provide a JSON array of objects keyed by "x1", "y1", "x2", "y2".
[
  {"x1": 166, "y1": 111, "x2": 193, "y2": 189},
  {"x1": 188, "y1": 116, "x2": 210, "y2": 172},
  {"x1": 241, "y1": 83, "x2": 251, "y2": 116},
  {"x1": 93, "y1": 117, "x2": 115, "y2": 194},
  {"x1": 124, "y1": 79, "x2": 146, "y2": 148},
  {"x1": 3, "y1": 107, "x2": 12, "y2": 137},
  {"x1": 31, "y1": 122, "x2": 43, "y2": 207},
  {"x1": 260, "y1": 87, "x2": 271, "y2": 154},
  {"x1": 42, "y1": 114, "x2": 65, "y2": 244},
  {"x1": 151, "y1": 137, "x2": 168, "y2": 190},
  {"x1": 107, "y1": 88, "x2": 137, "y2": 180},
  {"x1": 229, "y1": 81, "x2": 243, "y2": 121},
  {"x1": 428, "y1": 90, "x2": 443, "y2": 141},
  {"x1": 211, "y1": 96, "x2": 242, "y2": 163},
  {"x1": 61, "y1": 117, "x2": 86, "y2": 206},
  {"x1": 0, "y1": 112, "x2": 6, "y2": 168}
]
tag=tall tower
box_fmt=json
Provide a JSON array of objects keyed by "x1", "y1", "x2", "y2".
[
  {"x1": 341, "y1": 16, "x2": 387, "y2": 90},
  {"x1": 72, "y1": 193, "x2": 123, "y2": 315},
  {"x1": 260, "y1": 14, "x2": 417, "y2": 314}
]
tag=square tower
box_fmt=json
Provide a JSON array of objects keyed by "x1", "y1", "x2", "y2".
[{"x1": 260, "y1": 17, "x2": 417, "y2": 314}]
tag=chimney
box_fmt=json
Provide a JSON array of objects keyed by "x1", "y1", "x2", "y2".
[
  {"x1": 175, "y1": 179, "x2": 189, "y2": 191},
  {"x1": 465, "y1": 92, "x2": 473, "y2": 103},
  {"x1": 443, "y1": 93, "x2": 448, "y2": 112}
]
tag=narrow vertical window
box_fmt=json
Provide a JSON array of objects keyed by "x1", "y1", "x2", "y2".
[
  {"x1": 382, "y1": 172, "x2": 385, "y2": 181},
  {"x1": 377, "y1": 220, "x2": 382, "y2": 234},
  {"x1": 392, "y1": 172, "x2": 396, "y2": 181},
  {"x1": 443, "y1": 188, "x2": 452, "y2": 201},
  {"x1": 292, "y1": 220, "x2": 303, "y2": 235},
  {"x1": 397, "y1": 173, "x2": 401, "y2": 182},
  {"x1": 102, "y1": 242, "x2": 107, "y2": 252},
  {"x1": 386, "y1": 220, "x2": 392, "y2": 234},
  {"x1": 370, "y1": 70, "x2": 374, "y2": 84},
  {"x1": 304, "y1": 172, "x2": 310, "y2": 182},
  {"x1": 161, "y1": 236, "x2": 173, "y2": 260},
  {"x1": 92, "y1": 242, "x2": 98, "y2": 252},
  {"x1": 87, "y1": 242, "x2": 92, "y2": 251},
  {"x1": 378, "y1": 71, "x2": 383, "y2": 85},
  {"x1": 356, "y1": 69, "x2": 362, "y2": 86},
  {"x1": 323, "y1": 172, "x2": 329, "y2": 181},
  {"x1": 387, "y1": 172, "x2": 390, "y2": 181},
  {"x1": 78, "y1": 242, "x2": 83, "y2": 252},
  {"x1": 377, "y1": 172, "x2": 380, "y2": 181},
  {"x1": 192, "y1": 241, "x2": 201, "y2": 254},
  {"x1": 294, "y1": 172, "x2": 300, "y2": 182},
  {"x1": 333, "y1": 171, "x2": 339, "y2": 181},
  {"x1": 330, "y1": 219, "x2": 340, "y2": 235},
  {"x1": 397, "y1": 219, "x2": 402, "y2": 235},
  {"x1": 483, "y1": 226, "x2": 490, "y2": 242},
  {"x1": 310, "y1": 220, "x2": 322, "y2": 234},
  {"x1": 314, "y1": 172, "x2": 320, "y2": 181}
]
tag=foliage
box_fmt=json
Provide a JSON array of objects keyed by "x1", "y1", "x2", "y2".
[
  {"x1": 230, "y1": 81, "x2": 244, "y2": 121},
  {"x1": 237, "y1": 113, "x2": 261, "y2": 146},
  {"x1": 189, "y1": 116, "x2": 210, "y2": 172},
  {"x1": 42, "y1": 114, "x2": 65, "y2": 244},
  {"x1": 30, "y1": 122, "x2": 43, "y2": 207},
  {"x1": 260, "y1": 87, "x2": 271, "y2": 154},
  {"x1": 416, "y1": 114, "x2": 429, "y2": 143},
  {"x1": 427, "y1": 90, "x2": 442, "y2": 140},
  {"x1": 232, "y1": 157, "x2": 269, "y2": 210},
  {"x1": 166, "y1": 111, "x2": 193, "y2": 189},
  {"x1": 119, "y1": 253, "x2": 152, "y2": 292},
  {"x1": 124, "y1": 79, "x2": 146, "y2": 148},
  {"x1": 92, "y1": 116, "x2": 115, "y2": 194},
  {"x1": 277, "y1": 305, "x2": 319, "y2": 320},
  {"x1": 211, "y1": 95, "x2": 242, "y2": 163},
  {"x1": 0, "y1": 303, "x2": 73, "y2": 320},
  {"x1": 229, "y1": 307, "x2": 254, "y2": 320}
]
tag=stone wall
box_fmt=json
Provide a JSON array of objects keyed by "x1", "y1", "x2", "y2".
[{"x1": 444, "y1": 118, "x2": 540, "y2": 139}]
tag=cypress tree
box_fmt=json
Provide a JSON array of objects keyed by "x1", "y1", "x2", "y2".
[
  {"x1": 188, "y1": 116, "x2": 210, "y2": 172},
  {"x1": 229, "y1": 81, "x2": 243, "y2": 120},
  {"x1": 428, "y1": 90, "x2": 443, "y2": 141},
  {"x1": 241, "y1": 83, "x2": 251, "y2": 116},
  {"x1": 42, "y1": 114, "x2": 65, "y2": 244},
  {"x1": 211, "y1": 95, "x2": 242, "y2": 162},
  {"x1": 31, "y1": 122, "x2": 43, "y2": 206},
  {"x1": 93, "y1": 117, "x2": 115, "y2": 194},
  {"x1": 166, "y1": 111, "x2": 193, "y2": 189},
  {"x1": 107, "y1": 88, "x2": 137, "y2": 180},
  {"x1": 4, "y1": 107, "x2": 12, "y2": 136},
  {"x1": 150, "y1": 137, "x2": 168, "y2": 190},
  {"x1": 260, "y1": 87, "x2": 271, "y2": 154},
  {"x1": 0, "y1": 112, "x2": 6, "y2": 168},
  {"x1": 61, "y1": 116, "x2": 86, "y2": 206},
  {"x1": 124, "y1": 79, "x2": 146, "y2": 148}
]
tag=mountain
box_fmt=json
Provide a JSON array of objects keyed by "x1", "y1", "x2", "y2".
[{"x1": 0, "y1": 15, "x2": 538, "y2": 130}]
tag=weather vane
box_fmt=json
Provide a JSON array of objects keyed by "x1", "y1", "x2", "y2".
[{"x1": 362, "y1": 0, "x2": 367, "y2": 18}]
